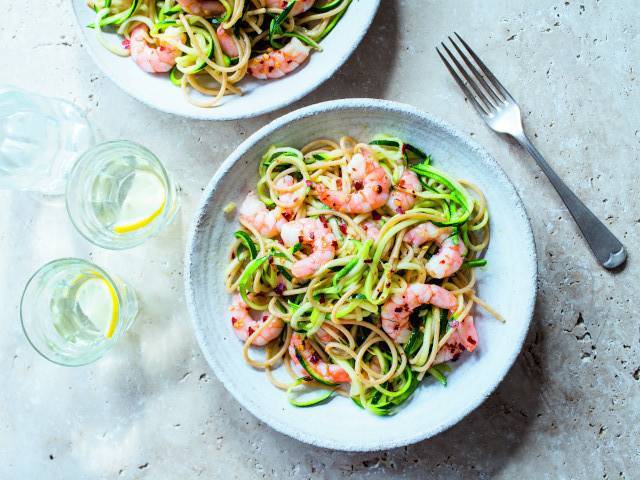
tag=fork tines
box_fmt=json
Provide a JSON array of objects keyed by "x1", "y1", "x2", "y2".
[{"x1": 436, "y1": 33, "x2": 514, "y2": 116}]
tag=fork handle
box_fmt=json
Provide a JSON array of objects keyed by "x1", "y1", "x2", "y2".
[{"x1": 513, "y1": 132, "x2": 627, "y2": 269}]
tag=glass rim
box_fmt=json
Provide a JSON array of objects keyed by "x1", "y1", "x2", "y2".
[
  {"x1": 20, "y1": 257, "x2": 125, "y2": 367},
  {"x1": 64, "y1": 139, "x2": 177, "y2": 250}
]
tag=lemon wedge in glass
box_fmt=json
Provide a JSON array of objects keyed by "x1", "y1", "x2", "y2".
[
  {"x1": 76, "y1": 276, "x2": 120, "y2": 339},
  {"x1": 113, "y1": 170, "x2": 167, "y2": 234}
]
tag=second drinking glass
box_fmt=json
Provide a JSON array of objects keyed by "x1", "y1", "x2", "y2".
[
  {"x1": 21, "y1": 258, "x2": 138, "y2": 366},
  {"x1": 66, "y1": 140, "x2": 179, "y2": 249}
]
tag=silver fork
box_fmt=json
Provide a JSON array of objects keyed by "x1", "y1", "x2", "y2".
[{"x1": 437, "y1": 33, "x2": 626, "y2": 270}]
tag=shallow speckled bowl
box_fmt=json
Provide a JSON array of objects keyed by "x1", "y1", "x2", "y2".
[
  {"x1": 71, "y1": 0, "x2": 379, "y2": 120},
  {"x1": 185, "y1": 99, "x2": 537, "y2": 451}
]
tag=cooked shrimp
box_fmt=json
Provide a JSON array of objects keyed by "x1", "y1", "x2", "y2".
[
  {"x1": 265, "y1": 0, "x2": 315, "y2": 16},
  {"x1": 229, "y1": 294, "x2": 284, "y2": 346},
  {"x1": 177, "y1": 0, "x2": 226, "y2": 16},
  {"x1": 362, "y1": 220, "x2": 381, "y2": 241},
  {"x1": 289, "y1": 333, "x2": 350, "y2": 383},
  {"x1": 216, "y1": 25, "x2": 239, "y2": 57},
  {"x1": 381, "y1": 283, "x2": 457, "y2": 344},
  {"x1": 434, "y1": 315, "x2": 478, "y2": 364},
  {"x1": 404, "y1": 222, "x2": 467, "y2": 279},
  {"x1": 386, "y1": 170, "x2": 421, "y2": 214},
  {"x1": 281, "y1": 218, "x2": 337, "y2": 278},
  {"x1": 404, "y1": 221, "x2": 444, "y2": 248},
  {"x1": 239, "y1": 191, "x2": 288, "y2": 238},
  {"x1": 315, "y1": 147, "x2": 391, "y2": 214},
  {"x1": 275, "y1": 174, "x2": 305, "y2": 209},
  {"x1": 239, "y1": 176, "x2": 304, "y2": 237},
  {"x1": 249, "y1": 37, "x2": 310, "y2": 79},
  {"x1": 427, "y1": 237, "x2": 467, "y2": 279},
  {"x1": 129, "y1": 25, "x2": 181, "y2": 73}
]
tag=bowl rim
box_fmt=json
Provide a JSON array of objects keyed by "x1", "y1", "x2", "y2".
[
  {"x1": 184, "y1": 98, "x2": 538, "y2": 451},
  {"x1": 70, "y1": 0, "x2": 381, "y2": 120}
]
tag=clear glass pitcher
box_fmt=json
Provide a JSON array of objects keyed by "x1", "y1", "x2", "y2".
[{"x1": 0, "y1": 86, "x2": 94, "y2": 195}]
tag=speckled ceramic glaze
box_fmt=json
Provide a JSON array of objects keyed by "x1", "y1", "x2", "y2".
[
  {"x1": 71, "y1": 0, "x2": 379, "y2": 120},
  {"x1": 185, "y1": 99, "x2": 537, "y2": 451}
]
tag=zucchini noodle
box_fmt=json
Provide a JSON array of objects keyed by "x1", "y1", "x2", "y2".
[
  {"x1": 86, "y1": 0, "x2": 351, "y2": 108},
  {"x1": 225, "y1": 134, "x2": 501, "y2": 415}
]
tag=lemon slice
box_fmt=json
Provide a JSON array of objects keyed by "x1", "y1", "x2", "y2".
[
  {"x1": 76, "y1": 277, "x2": 120, "y2": 338},
  {"x1": 113, "y1": 170, "x2": 167, "y2": 234}
]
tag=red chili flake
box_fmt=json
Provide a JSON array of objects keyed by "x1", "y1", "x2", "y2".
[
  {"x1": 452, "y1": 353, "x2": 461, "y2": 361},
  {"x1": 394, "y1": 307, "x2": 402, "y2": 313},
  {"x1": 277, "y1": 238, "x2": 284, "y2": 245},
  {"x1": 122, "y1": 38, "x2": 130, "y2": 49},
  {"x1": 309, "y1": 352, "x2": 320, "y2": 364},
  {"x1": 231, "y1": 317, "x2": 238, "y2": 325},
  {"x1": 282, "y1": 211, "x2": 292, "y2": 221},
  {"x1": 247, "y1": 326, "x2": 255, "y2": 336},
  {"x1": 319, "y1": 216, "x2": 329, "y2": 227},
  {"x1": 401, "y1": 144, "x2": 407, "y2": 156},
  {"x1": 298, "y1": 235, "x2": 304, "y2": 243},
  {"x1": 318, "y1": 294, "x2": 325, "y2": 303},
  {"x1": 309, "y1": 232, "x2": 315, "y2": 240},
  {"x1": 336, "y1": 178, "x2": 343, "y2": 188},
  {"x1": 262, "y1": 315, "x2": 269, "y2": 322},
  {"x1": 375, "y1": 185, "x2": 383, "y2": 194},
  {"x1": 371, "y1": 211, "x2": 381, "y2": 220},
  {"x1": 364, "y1": 259, "x2": 372, "y2": 263},
  {"x1": 231, "y1": 252, "x2": 236, "y2": 259},
  {"x1": 268, "y1": 66, "x2": 274, "y2": 72},
  {"x1": 467, "y1": 336, "x2": 477, "y2": 345},
  {"x1": 274, "y1": 283, "x2": 285, "y2": 295},
  {"x1": 353, "y1": 180, "x2": 364, "y2": 191},
  {"x1": 339, "y1": 222, "x2": 347, "y2": 235}
]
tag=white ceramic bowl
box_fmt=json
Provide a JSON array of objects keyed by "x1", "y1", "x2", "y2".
[
  {"x1": 185, "y1": 99, "x2": 537, "y2": 451},
  {"x1": 71, "y1": 1, "x2": 380, "y2": 119}
]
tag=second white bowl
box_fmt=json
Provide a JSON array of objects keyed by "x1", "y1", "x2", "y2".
[{"x1": 71, "y1": 1, "x2": 380, "y2": 119}]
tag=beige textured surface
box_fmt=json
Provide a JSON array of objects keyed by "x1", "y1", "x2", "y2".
[{"x1": 1, "y1": 0, "x2": 638, "y2": 478}]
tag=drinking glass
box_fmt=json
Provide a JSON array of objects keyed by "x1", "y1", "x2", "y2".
[
  {"x1": 20, "y1": 258, "x2": 139, "y2": 366},
  {"x1": 0, "y1": 86, "x2": 94, "y2": 194},
  {"x1": 65, "y1": 140, "x2": 179, "y2": 249}
]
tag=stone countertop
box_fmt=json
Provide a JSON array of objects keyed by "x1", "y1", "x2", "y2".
[{"x1": 2, "y1": 1, "x2": 638, "y2": 478}]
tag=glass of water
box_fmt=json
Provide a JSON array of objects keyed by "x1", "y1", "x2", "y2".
[
  {"x1": 0, "y1": 86, "x2": 94, "y2": 195},
  {"x1": 66, "y1": 140, "x2": 179, "y2": 249},
  {"x1": 20, "y1": 258, "x2": 139, "y2": 366}
]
